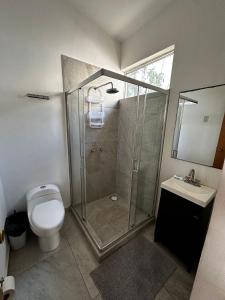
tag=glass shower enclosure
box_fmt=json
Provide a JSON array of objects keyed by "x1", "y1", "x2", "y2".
[{"x1": 65, "y1": 69, "x2": 169, "y2": 259}]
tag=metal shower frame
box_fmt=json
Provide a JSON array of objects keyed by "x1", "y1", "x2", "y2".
[{"x1": 65, "y1": 68, "x2": 170, "y2": 260}]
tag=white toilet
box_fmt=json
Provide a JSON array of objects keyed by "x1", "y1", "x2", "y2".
[{"x1": 26, "y1": 184, "x2": 65, "y2": 252}]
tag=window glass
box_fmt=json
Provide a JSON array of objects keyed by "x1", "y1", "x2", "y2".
[{"x1": 126, "y1": 52, "x2": 174, "y2": 97}]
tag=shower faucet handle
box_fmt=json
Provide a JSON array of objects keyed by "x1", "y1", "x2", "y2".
[
  {"x1": 90, "y1": 143, "x2": 103, "y2": 152},
  {"x1": 91, "y1": 143, "x2": 97, "y2": 152}
]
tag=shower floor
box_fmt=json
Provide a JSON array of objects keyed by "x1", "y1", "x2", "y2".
[{"x1": 75, "y1": 194, "x2": 148, "y2": 246}]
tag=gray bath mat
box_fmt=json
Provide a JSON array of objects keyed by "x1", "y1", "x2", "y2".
[{"x1": 91, "y1": 236, "x2": 176, "y2": 300}]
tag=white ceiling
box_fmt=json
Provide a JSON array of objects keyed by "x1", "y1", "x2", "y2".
[{"x1": 67, "y1": 0, "x2": 174, "y2": 42}]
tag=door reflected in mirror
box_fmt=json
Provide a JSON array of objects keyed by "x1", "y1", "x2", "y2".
[{"x1": 172, "y1": 84, "x2": 225, "y2": 169}]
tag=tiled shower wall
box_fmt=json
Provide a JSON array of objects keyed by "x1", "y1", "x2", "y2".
[
  {"x1": 116, "y1": 96, "x2": 136, "y2": 204},
  {"x1": 116, "y1": 93, "x2": 167, "y2": 216},
  {"x1": 62, "y1": 55, "x2": 122, "y2": 203},
  {"x1": 84, "y1": 96, "x2": 120, "y2": 202}
]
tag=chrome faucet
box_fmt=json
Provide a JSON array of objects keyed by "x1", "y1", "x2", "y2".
[
  {"x1": 184, "y1": 169, "x2": 201, "y2": 187},
  {"x1": 189, "y1": 169, "x2": 195, "y2": 181}
]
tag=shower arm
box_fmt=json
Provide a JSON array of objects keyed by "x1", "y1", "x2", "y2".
[{"x1": 94, "y1": 82, "x2": 113, "y2": 90}]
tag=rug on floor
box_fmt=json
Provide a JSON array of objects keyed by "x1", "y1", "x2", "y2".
[{"x1": 91, "y1": 235, "x2": 176, "y2": 300}]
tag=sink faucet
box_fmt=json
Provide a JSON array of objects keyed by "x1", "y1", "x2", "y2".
[
  {"x1": 184, "y1": 169, "x2": 201, "y2": 187},
  {"x1": 189, "y1": 169, "x2": 195, "y2": 181}
]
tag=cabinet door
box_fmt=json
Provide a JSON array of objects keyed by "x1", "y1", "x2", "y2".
[{"x1": 155, "y1": 189, "x2": 202, "y2": 267}]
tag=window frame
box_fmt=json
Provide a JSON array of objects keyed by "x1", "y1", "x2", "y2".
[{"x1": 124, "y1": 48, "x2": 174, "y2": 95}]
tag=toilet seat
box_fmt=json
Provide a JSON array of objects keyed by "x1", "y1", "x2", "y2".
[{"x1": 32, "y1": 200, "x2": 64, "y2": 230}]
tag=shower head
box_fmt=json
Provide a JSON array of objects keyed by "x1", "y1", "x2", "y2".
[
  {"x1": 106, "y1": 87, "x2": 119, "y2": 94},
  {"x1": 95, "y1": 82, "x2": 119, "y2": 94}
]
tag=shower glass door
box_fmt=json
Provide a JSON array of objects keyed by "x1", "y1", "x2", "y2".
[
  {"x1": 133, "y1": 90, "x2": 168, "y2": 226},
  {"x1": 78, "y1": 78, "x2": 140, "y2": 248},
  {"x1": 66, "y1": 69, "x2": 169, "y2": 254},
  {"x1": 67, "y1": 90, "x2": 86, "y2": 220}
]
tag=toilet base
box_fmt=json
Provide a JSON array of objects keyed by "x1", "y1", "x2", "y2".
[{"x1": 38, "y1": 232, "x2": 60, "y2": 252}]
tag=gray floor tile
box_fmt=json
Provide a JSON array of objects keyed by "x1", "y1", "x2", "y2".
[
  {"x1": 14, "y1": 245, "x2": 90, "y2": 300},
  {"x1": 155, "y1": 287, "x2": 174, "y2": 300},
  {"x1": 64, "y1": 212, "x2": 100, "y2": 299},
  {"x1": 93, "y1": 294, "x2": 102, "y2": 300},
  {"x1": 9, "y1": 212, "x2": 195, "y2": 300},
  {"x1": 141, "y1": 224, "x2": 194, "y2": 300},
  {"x1": 141, "y1": 222, "x2": 155, "y2": 242},
  {"x1": 164, "y1": 268, "x2": 194, "y2": 300},
  {"x1": 8, "y1": 231, "x2": 68, "y2": 276},
  {"x1": 74, "y1": 195, "x2": 147, "y2": 247}
]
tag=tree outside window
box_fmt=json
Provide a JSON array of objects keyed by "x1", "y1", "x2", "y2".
[{"x1": 126, "y1": 52, "x2": 174, "y2": 97}]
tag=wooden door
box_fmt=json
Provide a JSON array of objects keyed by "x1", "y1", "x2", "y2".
[{"x1": 213, "y1": 113, "x2": 225, "y2": 169}]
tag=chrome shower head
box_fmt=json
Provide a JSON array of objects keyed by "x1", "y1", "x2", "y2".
[
  {"x1": 95, "y1": 82, "x2": 119, "y2": 94},
  {"x1": 106, "y1": 87, "x2": 119, "y2": 94}
]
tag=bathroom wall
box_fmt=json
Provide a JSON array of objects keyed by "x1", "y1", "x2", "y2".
[
  {"x1": 121, "y1": 0, "x2": 225, "y2": 190},
  {"x1": 191, "y1": 165, "x2": 225, "y2": 299},
  {"x1": 0, "y1": 177, "x2": 9, "y2": 277},
  {"x1": 0, "y1": 0, "x2": 120, "y2": 213}
]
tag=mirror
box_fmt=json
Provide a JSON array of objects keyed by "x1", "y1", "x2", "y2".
[{"x1": 172, "y1": 84, "x2": 225, "y2": 169}]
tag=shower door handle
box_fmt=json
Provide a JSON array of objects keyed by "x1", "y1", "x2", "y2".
[
  {"x1": 129, "y1": 160, "x2": 139, "y2": 228},
  {"x1": 132, "y1": 159, "x2": 139, "y2": 173}
]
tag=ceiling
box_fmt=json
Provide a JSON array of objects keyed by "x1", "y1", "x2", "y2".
[{"x1": 67, "y1": 0, "x2": 174, "y2": 42}]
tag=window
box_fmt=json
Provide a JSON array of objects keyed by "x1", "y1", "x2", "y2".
[{"x1": 125, "y1": 50, "x2": 174, "y2": 97}]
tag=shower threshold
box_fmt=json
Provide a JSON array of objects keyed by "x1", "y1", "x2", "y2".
[{"x1": 70, "y1": 206, "x2": 154, "y2": 261}]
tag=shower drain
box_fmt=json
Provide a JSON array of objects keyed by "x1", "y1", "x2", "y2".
[{"x1": 109, "y1": 194, "x2": 118, "y2": 201}]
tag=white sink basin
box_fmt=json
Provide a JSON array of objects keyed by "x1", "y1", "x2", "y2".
[{"x1": 161, "y1": 177, "x2": 216, "y2": 207}]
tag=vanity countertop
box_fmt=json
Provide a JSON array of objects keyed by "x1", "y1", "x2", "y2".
[{"x1": 161, "y1": 177, "x2": 216, "y2": 208}]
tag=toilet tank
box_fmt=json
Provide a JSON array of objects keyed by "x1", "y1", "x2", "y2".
[
  {"x1": 26, "y1": 184, "x2": 61, "y2": 202},
  {"x1": 26, "y1": 184, "x2": 63, "y2": 219}
]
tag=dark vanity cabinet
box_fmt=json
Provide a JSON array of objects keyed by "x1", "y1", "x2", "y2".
[{"x1": 154, "y1": 188, "x2": 214, "y2": 271}]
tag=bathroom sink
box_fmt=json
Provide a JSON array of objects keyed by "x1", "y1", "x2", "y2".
[
  {"x1": 174, "y1": 180, "x2": 209, "y2": 194},
  {"x1": 161, "y1": 177, "x2": 216, "y2": 207}
]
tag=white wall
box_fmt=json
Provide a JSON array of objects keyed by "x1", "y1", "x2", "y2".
[
  {"x1": 121, "y1": 0, "x2": 225, "y2": 189},
  {"x1": 0, "y1": 177, "x2": 9, "y2": 277},
  {"x1": 0, "y1": 0, "x2": 120, "y2": 213},
  {"x1": 191, "y1": 165, "x2": 225, "y2": 299}
]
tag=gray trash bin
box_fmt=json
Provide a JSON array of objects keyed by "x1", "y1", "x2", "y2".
[{"x1": 5, "y1": 211, "x2": 29, "y2": 250}]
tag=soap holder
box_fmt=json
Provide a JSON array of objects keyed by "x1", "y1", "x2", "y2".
[{"x1": 88, "y1": 111, "x2": 105, "y2": 128}]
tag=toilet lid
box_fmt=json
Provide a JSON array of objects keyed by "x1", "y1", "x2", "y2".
[{"x1": 32, "y1": 200, "x2": 64, "y2": 229}]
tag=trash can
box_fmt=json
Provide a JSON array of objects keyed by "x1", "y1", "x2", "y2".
[{"x1": 5, "y1": 211, "x2": 29, "y2": 250}]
